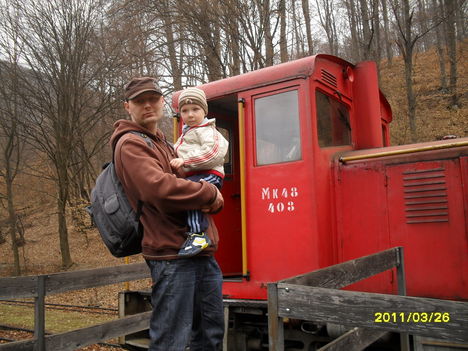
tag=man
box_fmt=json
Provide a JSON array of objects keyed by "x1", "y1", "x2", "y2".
[{"x1": 111, "y1": 77, "x2": 225, "y2": 351}]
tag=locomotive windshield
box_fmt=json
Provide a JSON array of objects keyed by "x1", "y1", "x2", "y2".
[
  {"x1": 316, "y1": 90, "x2": 351, "y2": 147},
  {"x1": 254, "y1": 89, "x2": 301, "y2": 165}
]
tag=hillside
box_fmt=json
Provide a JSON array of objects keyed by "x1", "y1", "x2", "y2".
[
  {"x1": 379, "y1": 42, "x2": 467, "y2": 144},
  {"x1": 0, "y1": 44, "x2": 466, "y2": 309}
]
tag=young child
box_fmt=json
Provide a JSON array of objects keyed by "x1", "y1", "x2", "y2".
[{"x1": 170, "y1": 87, "x2": 229, "y2": 256}]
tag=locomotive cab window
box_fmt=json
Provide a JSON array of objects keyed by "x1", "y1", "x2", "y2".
[
  {"x1": 316, "y1": 90, "x2": 351, "y2": 147},
  {"x1": 254, "y1": 89, "x2": 301, "y2": 165}
]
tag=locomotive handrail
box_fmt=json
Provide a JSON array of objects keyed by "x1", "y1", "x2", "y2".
[
  {"x1": 0, "y1": 262, "x2": 151, "y2": 351},
  {"x1": 267, "y1": 247, "x2": 468, "y2": 351},
  {"x1": 237, "y1": 98, "x2": 249, "y2": 278},
  {"x1": 339, "y1": 139, "x2": 468, "y2": 163}
]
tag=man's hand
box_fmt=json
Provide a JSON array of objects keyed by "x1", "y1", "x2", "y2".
[
  {"x1": 170, "y1": 158, "x2": 185, "y2": 170},
  {"x1": 201, "y1": 184, "x2": 224, "y2": 214}
]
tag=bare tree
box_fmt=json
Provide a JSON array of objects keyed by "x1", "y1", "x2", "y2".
[
  {"x1": 301, "y1": 0, "x2": 315, "y2": 56},
  {"x1": 261, "y1": 0, "x2": 275, "y2": 66},
  {"x1": 343, "y1": 0, "x2": 361, "y2": 61},
  {"x1": 431, "y1": 0, "x2": 447, "y2": 90},
  {"x1": 174, "y1": 0, "x2": 224, "y2": 81},
  {"x1": 371, "y1": 0, "x2": 382, "y2": 67},
  {"x1": 0, "y1": 4, "x2": 28, "y2": 275},
  {"x1": 316, "y1": 0, "x2": 339, "y2": 55},
  {"x1": 161, "y1": 8, "x2": 183, "y2": 91},
  {"x1": 443, "y1": 0, "x2": 459, "y2": 107},
  {"x1": 358, "y1": 0, "x2": 374, "y2": 59},
  {"x1": 9, "y1": 0, "x2": 121, "y2": 268},
  {"x1": 222, "y1": 0, "x2": 242, "y2": 75},
  {"x1": 454, "y1": 0, "x2": 466, "y2": 40},
  {"x1": 279, "y1": 0, "x2": 289, "y2": 62},
  {"x1": 391, "y1": 0, "x2": 436, "y2": 141},
  {"x1": 381, "y1": 0, "x2": 394, "y2": 63},
  {"x1": 416, "y1": 0, "x2": 431, "y2": 51},
  {"x1": 0, "y1": 63, "x2": 25, "y2": 276}
]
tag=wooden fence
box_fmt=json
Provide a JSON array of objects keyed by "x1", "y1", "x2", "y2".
[
  {"x1": 0, "y1": 262, "x2": 151, "y2": 351},
  {"x1": 2, "y1": 248, "x2": 468, "y2": 350},
  {"x1": 267, "y1": 247, "x2": 468, "y2": 351}
]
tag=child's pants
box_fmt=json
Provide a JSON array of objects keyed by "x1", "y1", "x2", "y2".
[{"x1": 187, "y1": 173, "x2": 223, "y2": 233}]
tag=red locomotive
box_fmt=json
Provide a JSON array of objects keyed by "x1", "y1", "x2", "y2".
[
  {"x1": 122, "y1": 54, "x2": 467, "y2": 350},
  {"x1": 171, "y1": 54, "x2": 467, "y2": 303}
]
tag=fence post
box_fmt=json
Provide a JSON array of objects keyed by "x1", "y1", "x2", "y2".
[
  {"x1": 267, "y1": 283, "x2": 284, "y2": 351},
  {"x1": 34, "y1": 275, "x2": 46, "y2": 351},
  {"x1": 396, "y1": 247, "x2": 410, "y2": 351}
]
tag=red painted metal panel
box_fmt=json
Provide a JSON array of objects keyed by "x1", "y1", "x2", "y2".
[
  {"x1": 386, "y1": 159, "x2": 468, "y2": 300},
  {"x1": 334, "y1": 161, "x2": 394, "y2": 294},
  {"x1": 352, "y1": 61, "x2": 385, "y2": 149},
  {"x1": 336, "y1": 146, "x2": 468, "y2": 300}
]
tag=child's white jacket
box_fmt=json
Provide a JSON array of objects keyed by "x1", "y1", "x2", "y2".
[{"x1": 174, "y1": 118, "x2": 229, "y2": 177}]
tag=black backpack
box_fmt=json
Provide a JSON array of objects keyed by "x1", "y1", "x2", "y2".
[{"x1": 87, "y1": 131, "x2": 153, "y2": 257}]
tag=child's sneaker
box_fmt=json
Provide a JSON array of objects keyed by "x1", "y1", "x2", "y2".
[{"x1": 178, "y1": 233, "x2": 211, "y2": 257}]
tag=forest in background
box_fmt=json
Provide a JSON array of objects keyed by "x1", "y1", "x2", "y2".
[{"x1": 0, "y1": 0, "x2": 466, "y2": 275}]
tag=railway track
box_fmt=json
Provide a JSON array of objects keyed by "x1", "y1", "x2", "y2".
[
  {"x1": 0, "y1": 300, "x2": 125, "y2": 350},
  {"x1": 0, "y1": 299, "x2": 117, "y2": 315}
]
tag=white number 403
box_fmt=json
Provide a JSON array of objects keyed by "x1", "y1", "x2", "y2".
[{"x1": 267, "y1": 201, "x2": 295, "y2": 213}]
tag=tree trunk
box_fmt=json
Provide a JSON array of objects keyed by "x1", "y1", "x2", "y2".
[
  {"x1": 404, "y1": 52, "x2": 417, "y2": 141},
  {"x1": 345, "y1": 0, "x2": 361, "y2": 61},
  {"x1": 372, "y1": 0, "x2": 382, "y2": 73},
  {"x1": 6, "y1": 168, "x2": 21, "y2": 276},
  {"x1": 163, "y1": 14, "x2": 182, "y2": 91},
  {"x1": 432, "y1": 0, "x2": 447, "y2": 90},
  {"x1": 279, "y1": 0, "x2": 289, "y2": 62},
  {"x1": 454, "y1": 0, "x2": 466, "y2": 40},
  {"x1": 0, "y1": 56, "x2": 23, "y2": 276},
  {"x1": 292, "y1": 0, "x2": 303, "y2": 56},
  {"x1": 381, "y1": 0, "x2": 393, "y2": 63},
  {"x1": 417, "y1": 0, "x2": 430, "y2": 51},
  {"x1": 401, "y1": 0, "x2": 418, "y2": 141},
  {"x1": 301, "y1": 0, "x2": 314, "y2": 56},
  {"x1": 57, "y1": 159, "x2": 73, "y2": 269},
  {"x1": 358, "y1": 0, "x2": 372, "y2": 59},
  {"x1": 263, "y1": 0, "x2": 274, "y2": 66},
  {"x1": 443, "y1": 0, "x2": 458, "y2": 107},
  {"x1": 316, "y1": 0, "x2": 338, "y2": 56},
  {"x1": 226, "y1": 0, "x2": 241, "y2": 75}
]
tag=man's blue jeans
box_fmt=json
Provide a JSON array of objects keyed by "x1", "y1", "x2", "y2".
[{"x1": 146, "y1": 256, "x2": 224, "y2": 351}]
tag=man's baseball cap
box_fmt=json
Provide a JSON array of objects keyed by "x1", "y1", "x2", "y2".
[{"x1": 124, "y1": 77, "x2": 162, "y2": 100}]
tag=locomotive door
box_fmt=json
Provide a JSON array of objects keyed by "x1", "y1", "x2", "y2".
[
  {"x1": 235, "y1": 81, "x2": 322, "y2": 284},
  {"x1": 208, "y1": 100, "x2": 243, "y2": 278}
]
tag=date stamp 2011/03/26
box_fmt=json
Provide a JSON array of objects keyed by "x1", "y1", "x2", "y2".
[{"x1": 374, "y1": 312, "x2": 450, "y2": 323}]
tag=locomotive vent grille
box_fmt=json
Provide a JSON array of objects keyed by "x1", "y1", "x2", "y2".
[
  {"x1": 403, "y1": 167, "x2": 449, "y2": 224},
  {"x1": 321, "y1": 69, "x2": 337, "y2": 88}
]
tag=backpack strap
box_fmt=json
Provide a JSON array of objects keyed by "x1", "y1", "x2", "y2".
[
  {"x1": 112, "y1": 131, "x2": 154, "y2": 161},
  {"x1": 128, "y1": 131, "x2": 154, "y2": 149},
  {"x1": 135, "y1": 200, "x2": 144, "y2": 234},
  {"x1": 113, "y1": 131, "x2": 154, "y2": 227}
]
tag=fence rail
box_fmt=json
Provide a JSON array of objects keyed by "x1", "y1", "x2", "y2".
[
  {"x1": 0, "y1": 262, "x2": 151, "y2": 351},
  {"x1": 267, "y1": 247, "x2": 468, "y2": 351}
]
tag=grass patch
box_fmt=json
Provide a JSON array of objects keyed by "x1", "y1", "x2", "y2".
[{"x1": 0, "y1": 302, "x2": 116, "y2": 333}]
